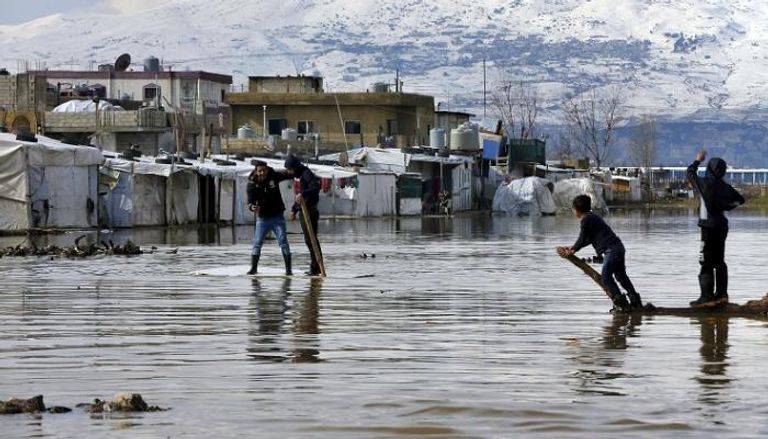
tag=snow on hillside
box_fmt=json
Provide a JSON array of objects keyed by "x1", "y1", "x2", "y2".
[{"x1": 1, "y1": 0, "x2": 767, "y2": 124}]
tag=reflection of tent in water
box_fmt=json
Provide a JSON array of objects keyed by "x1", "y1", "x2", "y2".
[{"x1": 0, "y1": 134, "x2": 102, "y2": 231}]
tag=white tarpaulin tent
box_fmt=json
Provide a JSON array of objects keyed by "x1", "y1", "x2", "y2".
[
  {"x1": 0, "y1": 134, "x2": 102, "y2": 231},
  {"x1": 492, "y1": 177, "x2": 557, "y2": 216},
  {"x1": 100, "y1": 157, "x2": 198, "y2": 227},
  {"x1": 552, "y1": 178, "x2": 608, "y2": 214},
  {"x1": 52, "y1": 100, "x2": 124, "y2": 112}
]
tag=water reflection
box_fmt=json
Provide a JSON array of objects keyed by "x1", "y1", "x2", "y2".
[
  {"x1": 694, "y1": 317, "x2": 732, "y2": 408},
  {"x1": 568, "y1": 313, "x2": 644, "y2": 397},
  {"x1": 246, "y1": 277, "x2": 323, "y2": 363}
]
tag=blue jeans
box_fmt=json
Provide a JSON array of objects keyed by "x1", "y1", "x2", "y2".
[
  {"x1": 601, "y1": 244, "x2": 637, "y2": 298},
  {"x1": 252, "y1": 215, "x2": 290, "y2": 258}
]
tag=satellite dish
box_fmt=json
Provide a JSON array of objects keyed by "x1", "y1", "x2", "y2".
[{"x1": 115, "y1": 53, "x2": 131, "y2": 72}]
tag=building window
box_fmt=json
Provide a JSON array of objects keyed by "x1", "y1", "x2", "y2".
[
  {"x1": 345, "y1": 120, "x2": 361, "y2": 134},
  {"x1": 143, "y1": 84, "x2": 160, "y2": 100},
  {"x1": 297, "y1": 120, "x2": 315, "y2": 134},
  {"x1": 268, "y1": 119, "x2": 287, "y2": 135}
]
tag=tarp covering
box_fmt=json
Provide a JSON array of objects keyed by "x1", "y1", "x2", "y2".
[
  {"x1": 0, "y1": 136, "x2": 102, "y2": 231},
  {"x1": 52, "y1": 100, "x2": 124, "y2": 112},
  {"x1": 492, "y1": 177, "x2": 557, "y2": 216},
  {"x1": 552, "y1": 178, "x2": 608, "y2": 214}
]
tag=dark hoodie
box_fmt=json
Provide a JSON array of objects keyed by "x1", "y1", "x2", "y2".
[
  {"x1": 687, "y1": 157, "x2": 745, "y2": 229},
  {"x1": 284, "y1": 156, "x2": 320, "y2": 213},
  {"x1": 247, "y1": 166, "x2": 291, "y2": 218}
]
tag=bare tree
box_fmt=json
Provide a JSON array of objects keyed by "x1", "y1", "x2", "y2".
[
  {"x1": 491, "y1": 75, "x2": 540, "y2": 139},
  {"x1": 629, "y1": 114, "x2": 658, "y2": 199},
  {"x1": 561, "y1": 87, "x2": 624, "y2": 169},
  {"x1": 553, "y1": 131, "x2": 575, "y2": 161}
]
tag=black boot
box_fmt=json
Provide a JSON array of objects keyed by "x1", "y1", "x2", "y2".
[
  {"x1": 610, "y1": 293, "x2": 631, "y2": 313},
  {"x1": 691, "y1": 273, "x2": 716, "y2": 307},
  {"x1": 714, "y1": 266, "x2": 728, "y2": 305},
  {"x1": 283, "y1": 253, "x2": 292, "y2": 276},
  {"x1": 247, "y1": 255, "x2": 259, "y2": 275},
  {"x1": 627, "y1": 292, "x2": 643, "y2": 310}
]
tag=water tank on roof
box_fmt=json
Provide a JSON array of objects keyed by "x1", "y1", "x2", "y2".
[
  {"x1": 373, "y1": 82, "x2": 390, "y2": 93},
  {"x1": 237, "y1": 124, "x2": 254, "y2": 140},
  {"x1": 281, "y1": 128, "x2": 298, "y2": 141},
  {"x1": 429, "y1": 128, "x2": 446, "y2": 149},
  {"x1": 144, "y1": 56, "x2": 160, "y2": 72},
  {"x1": 449, "y1": 123, "x2": 479, "y2": 151}
]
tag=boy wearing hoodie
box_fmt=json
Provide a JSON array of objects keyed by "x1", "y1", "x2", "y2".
[
  {"x1": 559, "y1": 195, "x2": 643, "y2": 312},
  {"x1": 686, "y1": 150, "x2": 745, "y2": 307},
  {"x1": 284, "y1": 155, "x2": 323, "y2": 276}
]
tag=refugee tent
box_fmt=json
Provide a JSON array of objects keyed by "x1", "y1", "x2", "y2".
[
  {"x1": 492, "y1": 176, "x2": 557, "y2": 216},
  {"x1": 552, "y1": 178, "x2": 608, "y2": 214},
  {"x1": 0, "y1": 134, "x2": 102, "y2": 231},
  {"x1": 196, "y1": 158, "x2": 254, "y2": 225},
  {"x1": 99, "y1": 157, "x2": 198, "y2": 227}
]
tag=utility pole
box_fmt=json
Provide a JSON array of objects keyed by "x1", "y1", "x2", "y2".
[{"x1": 483, "y1": 57, "x2": 487, "y2": 120}]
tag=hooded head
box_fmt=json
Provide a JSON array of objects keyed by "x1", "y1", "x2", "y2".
[
  {"x1": 706, "y1": 157, "x2": 727, "y2": 180},
  {"x1": 284, "y1": 155, "x2": 304, "y2": 176}
]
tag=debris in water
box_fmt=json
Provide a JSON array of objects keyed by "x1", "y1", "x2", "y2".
[
  {"x1": 0, "y1": 395, "x2": 45, "y2": 414},
  {"x1": 82, "y1": 393, "x2": 166, "y2": 413},
  {"x1": 0, "y1": 236, "x2": 144, "y2": 258}
]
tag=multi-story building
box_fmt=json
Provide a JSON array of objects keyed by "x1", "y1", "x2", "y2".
[{"x1": 226, "y1": 75, "x2": 436, "y2": 150}]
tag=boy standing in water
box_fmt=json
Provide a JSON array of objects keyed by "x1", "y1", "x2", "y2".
[
  {"x1": 686, "y1": 150, "x2": 744, "y2": 307},
  {"x1": 559, "y1": 195, "x2": 643, "y2": 312},
  {"x1": 246, "y1": 161, "x2": 292, "y2": 276}
]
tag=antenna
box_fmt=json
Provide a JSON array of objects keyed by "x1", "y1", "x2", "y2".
[{"x1": 115, "y1": 53, "x2": 131, "y2": 72}]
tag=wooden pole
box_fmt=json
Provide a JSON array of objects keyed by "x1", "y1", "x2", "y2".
[{"x1": 299, "y1": 198, "x2": 326, "y2": 277}]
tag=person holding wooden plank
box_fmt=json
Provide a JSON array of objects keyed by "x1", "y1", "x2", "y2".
[
  {"x1": 246, "y1": 160, "x2": 293, "y2": 275},
  {"x1": 686, "y1": 150, "x2": 745, "y2": 307},
  {"x1": 284, "y1": 155, "x2": 325, "y2": 276},
  {"x1": 558, "y1": 195, "x2": 643, "y2": 312}
]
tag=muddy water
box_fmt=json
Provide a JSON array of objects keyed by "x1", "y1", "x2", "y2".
[{"x1": 2, "y1": 211, "x2": 768, "y2": 438}]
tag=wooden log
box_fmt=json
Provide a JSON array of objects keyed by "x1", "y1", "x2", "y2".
[{"x1": 557, "y1": 248, "x2": 768, "y2": 319}]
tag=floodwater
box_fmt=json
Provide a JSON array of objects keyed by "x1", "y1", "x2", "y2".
[{"x1": 2, "y1": 210, "x2": 768, "y2": 438}]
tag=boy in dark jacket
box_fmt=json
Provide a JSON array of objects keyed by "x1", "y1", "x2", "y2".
[
  {"x1": 246, "y1": 161, "x2": 292, "y2": 275},
  {"x1": 559, "y1": 195, "x2": 642, "y2": 312},
  {"x1": 284, "y1": 155, "x2": 323, "y2": 276},
  {"x1": 686, "y1": 150, "x2": 745, "y2": 307}
]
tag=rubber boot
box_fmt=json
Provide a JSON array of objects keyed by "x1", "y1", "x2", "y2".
[
  {"x1": 714, "y1": 266, "x2": 728, "y2": 305},
  {"x1": 247, "y1": 254, "x2": 259, "y2": 275},
  {"x1": 627, "y1": 292, "x2": 643, "y2": 310},
  {"x1": 690, "y1": 272, "x2": 716, "y2": 307},
  {"x1": 283, "y1": 253, "x2": 293, "y2": 276},
  {"x1": 610, "y1": 293, "x2": 631, "y2": 313}
]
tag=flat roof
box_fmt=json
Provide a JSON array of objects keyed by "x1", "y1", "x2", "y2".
[
  {"x1": 435, "y1": 110, "x2": 475, "y2": 117},
  {"x1": 248, "y1": 75, "x2": 323, "y2": 80},
  {"x1": 226, "y1": 91, "x2": 435, "y2": 106},
  {"x1": 28, "y1": 70, "x2": 232, "y2": 84}
]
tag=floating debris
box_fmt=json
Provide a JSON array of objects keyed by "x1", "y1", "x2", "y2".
[
  {"x1": 81, "y1": 393, "x2": 166, "y2": 413},
  {"x1": 0, "y1": 395, "x2": 45, "y2": 414},
  {"x1": 0, "y1": 235, "x2": 145, "y2": 258}
]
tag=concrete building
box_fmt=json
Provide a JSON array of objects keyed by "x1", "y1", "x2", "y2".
[
  {"x1": 25, "y1": 66, "x2": 232, "y2": 154},
  {"x1": 226, "y1": 76, "x2": 436, "y2": 150},
  {"x1": 0, "y1": 72, "x2": 47, "y2": 133}
]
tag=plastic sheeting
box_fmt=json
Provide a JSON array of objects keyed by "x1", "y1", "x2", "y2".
[
  {"x1": 492, "y1": 177, "x2": 557, "y2": 216},
  {"x1": 52, "y1": 100, "x2": 124, "y2": 112},
  {"x1": 0, "y1": 137, "x2": 101, "y2": 231},
  {"x1": 552, "y1": 178, "x2": 608, "y2": 214}
]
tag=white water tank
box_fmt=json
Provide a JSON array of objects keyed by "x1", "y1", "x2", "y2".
[
  {"x1": 450, "y1": 123, "x2": 479, "y2": 151},
  {"x1": 429, "y1": 128, "x2": 446, "y2": 149},
  {"x1": 237, "y1": 124, "x2": 253, "y2": 139},
  {"x1": 281, "y1": 128, "x2": 298, "y2": 141}
]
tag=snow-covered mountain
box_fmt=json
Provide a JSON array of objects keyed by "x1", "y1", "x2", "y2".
[{"x1": 1, "y1": 0, "x2": 767, "y2": 164}]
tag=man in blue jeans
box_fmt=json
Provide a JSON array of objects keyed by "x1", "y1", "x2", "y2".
[
  {"x1": 246, "y1": 161, "x2": 292, "y2": 275},
  {"x1": 560, "y1": 195, "x2": 643, "y2": 312}
]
